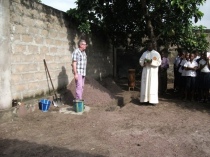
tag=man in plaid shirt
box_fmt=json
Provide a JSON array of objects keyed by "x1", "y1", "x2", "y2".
[{"x1": 72, "y1": 39, "x2": 87, "y2": 100}]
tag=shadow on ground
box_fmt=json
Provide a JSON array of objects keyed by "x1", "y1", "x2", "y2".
[{"x1": 0, "y1": 138, "x2": 105, "y2": 157}]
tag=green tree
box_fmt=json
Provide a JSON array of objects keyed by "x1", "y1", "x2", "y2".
[
  {"x1": 67, "y1": 0, "x2": 209, "y2": 51},
  {"x1": 177, "y1": 25, "x2": 209, "y2": 52}
]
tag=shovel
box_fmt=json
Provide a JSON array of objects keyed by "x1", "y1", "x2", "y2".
[{"x1": 43, "y1": 59, "x2": 63, "y2": 107}]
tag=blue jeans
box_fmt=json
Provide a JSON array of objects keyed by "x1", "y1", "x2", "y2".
[{"x1": 75, "y1": 74, "x2": 85, "y2": 100}]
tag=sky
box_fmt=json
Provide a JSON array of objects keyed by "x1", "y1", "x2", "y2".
[{"x1": 41, "y1": 0, "x2": 210, "y2": 29}]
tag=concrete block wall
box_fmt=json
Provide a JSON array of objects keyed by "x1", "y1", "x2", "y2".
[
  {"x1": 10, "y1": 0, "x2": 73, "y2": 100},
  {"x1": 0, "y1": 0, "x2": 113, "y2": 109}
]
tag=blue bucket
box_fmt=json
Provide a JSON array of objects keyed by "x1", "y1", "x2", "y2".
[
  {"x1": 73, "y1": 100, "x2": 84, "y2": 112},
  {"x1": 39, "y1": 99, "x2": 51, "y2": 112}
]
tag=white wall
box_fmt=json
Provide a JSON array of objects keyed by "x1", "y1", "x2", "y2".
[{"x1": 0, "y1": 0, "x2": 12, "y2": 109}]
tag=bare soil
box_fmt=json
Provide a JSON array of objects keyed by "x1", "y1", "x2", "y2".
[{"x1": 1, "y1": 77, "x2": 210, "y2": 157}]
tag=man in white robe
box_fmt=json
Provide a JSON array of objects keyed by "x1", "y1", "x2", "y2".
[{"x1": 139, "y1": 42, "x2": 161, "y2": 104}]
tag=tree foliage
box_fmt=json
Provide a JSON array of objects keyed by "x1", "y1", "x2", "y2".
[
  {"x1": 176, "y1": 25, "x2": 209, "y2": 52},
  {"x1": 67, "y1": 0, "x2": 209, "y2": 51}
]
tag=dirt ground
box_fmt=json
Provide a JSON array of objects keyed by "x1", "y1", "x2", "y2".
[{"x1": 1, "y1": 77, "x2": 210, "y2": 157}]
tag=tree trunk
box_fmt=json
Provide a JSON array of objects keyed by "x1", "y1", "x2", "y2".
[{"x1": 141, "y1": 0, "x2": 157, "y2": 50}]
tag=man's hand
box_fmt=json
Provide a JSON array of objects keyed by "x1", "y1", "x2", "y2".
[
  {"x1": 74, "y1": 73, "x2": 78, "y2": 81},
  {"x1": 144, "y1": 59, "x2": 152, "y2": 66}
]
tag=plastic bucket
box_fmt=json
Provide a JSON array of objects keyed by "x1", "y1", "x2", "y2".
[
  {"x1": 39, "y1": 99, "x2": 51, "y2": 112},
  {"x1": 73, "y1": 100, "x2": 84, "y2": 112}
]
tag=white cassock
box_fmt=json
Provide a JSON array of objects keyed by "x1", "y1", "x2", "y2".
[{"x1": 139, "y1": 50, "x2": 161, "y2": 104}]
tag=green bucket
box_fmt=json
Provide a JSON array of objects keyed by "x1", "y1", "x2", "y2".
[{"x1": 73, "y1": 100, "x2": 84, "y2": 112}]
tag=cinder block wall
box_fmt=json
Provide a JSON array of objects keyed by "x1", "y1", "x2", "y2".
[
  {"x1": 1, "y1": 0, "x2": 113, "y2": 108},
  {"x1": 10, "y1": 0, "x2": 74, "y2": 100}
]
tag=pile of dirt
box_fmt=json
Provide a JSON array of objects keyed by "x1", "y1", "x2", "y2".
[{"x1": 66, "y1": 77, "x2": 123, "y2": 107}]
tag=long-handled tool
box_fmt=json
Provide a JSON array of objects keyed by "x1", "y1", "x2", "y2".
[{"x1": 43, "y1": 59, "x2": 62, "y2": 107}]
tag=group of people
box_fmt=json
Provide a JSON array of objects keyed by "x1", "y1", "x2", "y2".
[
  {"x1": 139, "y1": 41, "x2": 210, "y2": 105},
  {"x1": 71, "y1": 39, "x2": 210, "y2": 105},
  {"x1": 173, "y1": 49, "x2": 210, "y2": 102}
]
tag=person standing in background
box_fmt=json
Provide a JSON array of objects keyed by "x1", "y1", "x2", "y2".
[
  {"x1": 183, "y1": 53, "x2": 198, "y2": 101},
  {"x1": 72, "y1": 39, "x2": 87, "y2": 100},
  {"x1": 173, "y1": 49, "x2": 183, "y2": 92},
  {"x1": 159, "y1": 51, "x2": 170, "y2": 95},
  {"x1": 194, "y1": 50, "x2": 202, "y2": 101},
  {"x1": 177, "y1": 50, "x2": 188, "y2": 97},
  {"x1": 139, "y1": 41, "x2": 161, "y2": 105},
  {"x1": 198, "y1": 52, "x2": 210, "y2": 103}
]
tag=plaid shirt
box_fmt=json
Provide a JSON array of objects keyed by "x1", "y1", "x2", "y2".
[{"x1": 72, "y1": 48, "x2": 87, "y2": 76}]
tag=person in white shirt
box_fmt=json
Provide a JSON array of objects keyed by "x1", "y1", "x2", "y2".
[
  {"x1": 184, "y1": 53, "x2": 198, "y2": 101},
  {"x1": 198, "y1": 52, "x2": 210, "y2": 103},
  {"x1": 178, "y1": 51, "x2": 189, "y2": 97}
]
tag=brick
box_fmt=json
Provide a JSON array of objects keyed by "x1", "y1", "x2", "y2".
[
  {"x1": 22, "y1": 73, "x2": 35, "y2": 81},
  {"x1": 22, "y1": 54, "x2": 35, "y2": 63},
  {"x1": 50, "y1": 47, "x2": 57, "y2": 53},
  {"x1": 27, "y1": 82, "x2": 39, "y2": 90},
  {"x1": 62, "y1": 56, "x2": 71, "y2": 62},
  {"x1": 54, "y1": 40, "x2": 63, "y2": 46},
  {"x1": 41, "y1": 29, "x2": 49, "y2": 37},
  {"x1": 22, "y1": 16, "x2": 35, "y2": 27},
  {"x1": 40, "y1": 46, "x2": 49, "y2": 54},
  {"x1": 45, "y1": 38, "x2": 54, "y2": 45},
  {"x1": 35, "y1": 20, "x2": 44, "y2": 28},
  {"x1": 34, "y1": 54, "x2": 44, "y2": 62},
  {"x1": 59, "y1": 33, "x2": 67, "y2": 39},
  {"x1": 13, "y1": 63, "x2": 37, "y2": 73},
  {"x1": 10, "y1": 12, "x2": 21, "y2": 24},
  {"x1": 12, "y1": 84, "x2": 28, "y2": 92},
  {"x1": 44, "y1": 55, "x2": 54, "y2": 63},
  {"x1": 22, "y1": 34, "x2": 33, "y2": 42},
  {"x1": 28, "y1": 45, "x2": 38, "y2": 54},
  {"x1": 34, "y1": 37, "x2": 44, "y2": 44},
  {"x1": 13, "y1": 44, "x2": 26, "y2": 54},
  {"x1": 11, "y1": 54, "x2": 22, "y2": 63},
  {"x1": 28, "y1": 27, "x2": 40, "y2": 35},
  {"x1": 13, "y1": 25, "x2": 26, "y2": 34},
  {"x1": 11, "y1": 34, "x2": 21, "y2": 42},
  {"x1": 49, "y1": 30, "x2": 57, "y2": 38},
  {"x1": 27, "y1": 63, "x2": 39, "y2": 72},
  {"x1": 37, "y1": 81, "x2": 50, "y2": 91},
  {"x1": 10, "y1": 74, "x2": 23, "y2": 84},
  {"x1": 34, "y1": 72, "x2": 46, "y2": 81}
]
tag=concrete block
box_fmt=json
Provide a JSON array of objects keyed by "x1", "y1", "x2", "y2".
[
  {"x1": 14, "y1": 44, "x2": 26, "y2": 54},
  {"x1": 22, "y1": 73, "x2": 35, "y2": 81},
  {"x1": 45, "y1": 38, "x2": 54, "y2": 45},
  {"x1": 28, "y1": 45, "x2": 39, "y2": 54},
  {"x1": 10, "y1": 74, "x2": 23, "y2": 84},
  {"x1": 22, "y1": 34, "x2": 33, "y2": 43},
  {"x1": 34, "y1": 37, "x2": 44, "y2": 44},
  {"x1": 17, "y1": 104, "x2": 27, "y2": 117}
]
